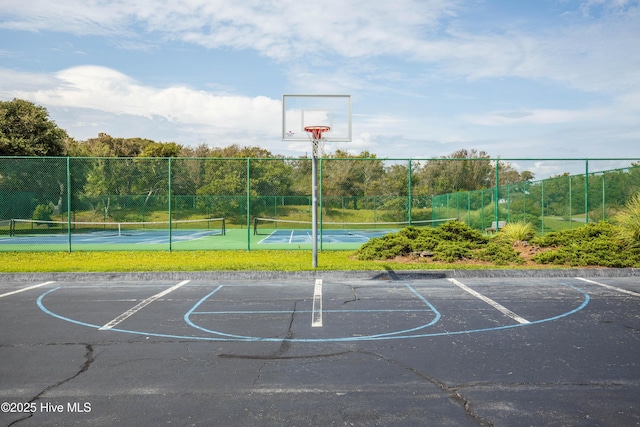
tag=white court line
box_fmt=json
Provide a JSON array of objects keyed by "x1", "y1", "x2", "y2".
[
  {"x1": 0, "y1": 281, "x2": 56, "y2": 298},
  {"x1": 257, "y1": 230, "x2": 277, "y2": 244},
  {"x1": 576, "y1": 277, "x2": 640, "y2": 297},
  {"x1": 447, "y1": 278, "x2": 530, "y2": 324},
  {"x1": 99, "y1": 280, "x2": 190, "y2": 330},
  {"x1": 312, "y1": 279, "x2": 323, "y2": 327},
  {"x1": 289, "y1": 230, "x2": 294, "y2": 244}
]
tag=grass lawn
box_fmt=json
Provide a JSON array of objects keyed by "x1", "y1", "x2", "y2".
[{"x1": 0, "y1": 250, "x2": 510, "y2": 273}]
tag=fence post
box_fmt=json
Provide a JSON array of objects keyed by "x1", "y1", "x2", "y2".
[
  {"x1": 481, "y1": 189, "x2": 485, "y2": 229},
  {"x1": 602, "y1": 174, "x2": 606, "y2": 221},
  {"x1": 247, "y1": 158, "x2": 251, "y2": 251},
  {"x1": 585, "y1": 159, "x2": 589, "y2": 224},
  {"x1": 67, "y1": 156, "x2": 72, "y2": 253},
  {"x1": 541, "y1": 180, "x2": 545, "y2": 234},
  {"x1": 467, "y1": 191, "x2": 471, "y2": 226},
  {"x1": 168, "y1": 157, "x2": 173, "y2": 252},
  {"x1": 408, "y1": 159, "x2": 413, "y2": 224},
  {"x1": 494, "y1": 160, "x2": 500, "y2": 230},
  {"x1": 569, "y1": 175, "x2": 573, "y2": 229}
]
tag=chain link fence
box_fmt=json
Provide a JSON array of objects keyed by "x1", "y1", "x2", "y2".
[{"x1": 1, "y1": 156, "x2": 638, "y2": 251}]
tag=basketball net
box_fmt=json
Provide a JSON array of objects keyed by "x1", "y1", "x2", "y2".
[{"x1": 304, "y1": 126, "x2": 330, "y2": 158}]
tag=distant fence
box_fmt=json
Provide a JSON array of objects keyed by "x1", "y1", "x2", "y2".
[{"x1": 0, "y1": 156, "x2": 638, "y2": 251}]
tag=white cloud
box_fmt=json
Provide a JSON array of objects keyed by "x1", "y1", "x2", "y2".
[
  {"x1": 1, "y1": 65, "x2": 281, "y2": 133},
  {"x1": 0, "y1": 0, "x2": 462, "y2": 59},
  {"x1": 0, "y1": 65, "x2": 288, "y2": 154},
  {"x1": 1, "y1": 0, "x2": 639, "y2": 162},
  {"x1": 462, "y1": 107, "x2": 607, "y2": 126},
  {"x1": 2, "y1": 0, "x2": 639, "y2": 95}
]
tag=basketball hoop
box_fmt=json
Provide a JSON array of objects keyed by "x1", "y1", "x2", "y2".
[{"x1": 304, "y1": 126, "x2": 330, "y2": 158}]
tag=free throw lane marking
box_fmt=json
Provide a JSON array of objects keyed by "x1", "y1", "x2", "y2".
[
  {"x1": 447, "y1": 278, "x2": 530, "y2": 324},
  {"x1": 312, "y1": 279, "x2": 323, "y2": 327},
  {"x1": 99, "y1": 280, "x2": 191, "y2": 330},
  {"x1": 0, "y1": 281, "x2": 56, "y2": 298},
  {"x1": 576, "y1": 277, "x2": 640, "y2": 297}
]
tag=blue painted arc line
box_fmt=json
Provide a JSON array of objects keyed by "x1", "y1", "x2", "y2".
[
  {"x1": 36, "y1": 283, "x2": 590, "y2": 343},
  {"x1": 183, "y1": 284, "x2": 442, "y2": 341}
]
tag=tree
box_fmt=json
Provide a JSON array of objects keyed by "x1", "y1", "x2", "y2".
[
  {"x1": 322, "y1": 150, "x2": 385, "y2": 209},
  {"x1": 0, "y1": 99, "x2": 68, "y2": 156},
  {"x1": 195, "y1": 145, "x2": 295, "y2": 219},
  {"x1": 414, "y1": 149, "x2": 534, "y2": 196}
]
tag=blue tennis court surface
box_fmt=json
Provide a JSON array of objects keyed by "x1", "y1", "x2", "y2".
[
  {"x1": 258, "y1": 228, "x2": 396, "y2": 244},
  {"x1": 0, "y1": 229, "x2": 222, "y2": 245}
]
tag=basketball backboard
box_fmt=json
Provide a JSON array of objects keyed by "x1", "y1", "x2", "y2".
[{"x1": 282, "y1": 94, "x2": 352, "y2": 142}]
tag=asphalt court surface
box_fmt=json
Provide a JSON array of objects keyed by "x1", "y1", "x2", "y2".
[{"x1": 1, "y1": 271, "x2": 639, "y2": 426}]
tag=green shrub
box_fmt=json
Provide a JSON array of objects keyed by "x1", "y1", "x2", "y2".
[
  {"x1": 432, "y1": 220, "x2": 488, "y2": 244},
  {"x1": 356, "y1": 221, "x2": 487, "y2": 261},
  {"x1": 614, "y1": 192, "x2": 640, "y2": 247},
  {"x1": 497, "y1": 221, "x2": 535, "y2": 243},
  {"x1": 532, "y1": 238, "x2": 636, "y2": 267},
  {"x1": 530, "y1": 221, "x2": 640, "y2": 267},
  {"x1": 32, "y1": 203, "x2": 54, "y2": 225},
  {"x1": 356, "y1": 218, "x2": 640, "y2": 267},
  {"x1": 433, "y1": 240, "x2": 473, "y2": 262},
  {"x1": 357, "y1": 233, "x2": 413, "y2": 260},
  {"x1": 532, "y1": 222, "x2": 618, "y2": 247},
  {"x1": 475, "y1": 242, "x2": 524, "y2": 265}
]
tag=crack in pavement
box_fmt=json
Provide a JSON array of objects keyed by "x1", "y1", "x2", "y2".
[
  {"x1": 361, "y1": 350, "x2": 494, "y2": 426},
  {"x1": 250, "y1": 301, "x2": 298, "y2": 386},
  {"x1": 219, "y1": 346, "x2": 495, "y2": 425},
  {"x1": 455, "y1": 380, "x2": 639, "y2": 390},
  {"x1": 9, "y1": 343, "x2": 95, "y2": 426},
  {"x1": 342, "y1": 285, "x2": 359, "y2": 305}
]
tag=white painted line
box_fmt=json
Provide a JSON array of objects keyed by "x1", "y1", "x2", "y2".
[
  {"x1": 99, "y1": 280, "x2": 190, "y2": 330},
  {"x1": 312, "y1": 278, "x2": 323, "y2": 327},
  {"x1": 447, "y1": 278, "x2": 530, "y2": 324},
  {"x1": 0, "y1": 281, "x2": 56, "y2": 298},
  {"x1": 576, "y1": 277, "x2": 640, "y2": 297},
  {"x1": 258, "y1": 230, "x2": 277, "y2": 244}
]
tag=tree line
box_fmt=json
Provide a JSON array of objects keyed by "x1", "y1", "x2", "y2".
[{"x1": 1, "y1": 98, "x2": 535, "y2": 201}]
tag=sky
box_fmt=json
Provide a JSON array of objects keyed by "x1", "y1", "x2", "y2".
[{"x1": 1, "y1": 0, "x2": 639, "y2": 177}]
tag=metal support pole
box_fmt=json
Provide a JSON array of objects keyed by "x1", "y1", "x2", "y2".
[
  {"x1": 494, "y1": 160, "x2": 500, "y2": 230},
  {"x1": 408, "y1": 160, "x2": 413, "y2": 224},
  {"x1": 66, "y1": 157, "x2": 72, "y2": 253},
  {"x1": 168, "y1": 157, "x2": 173, "y2": 252},
  {"x1": 312, "y1": 149, "x2": 319, "y2": 268},
  {"x1": 247, "y1": 158, "x2": 251, "y2": 251},
  {"x1": 585, "y1": 159, "x2": 589, "y2": 224}
]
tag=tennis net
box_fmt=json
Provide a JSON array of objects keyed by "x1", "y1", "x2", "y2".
[
  {"x1": 253, "y1": 217, "x2": 456, "y2": 235},
  {"x1": 7, "y1": 217, "x2": 225, "y2": 237}
]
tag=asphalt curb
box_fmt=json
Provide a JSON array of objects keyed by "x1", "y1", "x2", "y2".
[{"x1": 2, "y1": 268, "x2": 639, "y2": 282}]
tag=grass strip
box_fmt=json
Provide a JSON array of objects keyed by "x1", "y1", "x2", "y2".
[{"x1": 0, "y1": 250, "x2": 509, "y2": 273}]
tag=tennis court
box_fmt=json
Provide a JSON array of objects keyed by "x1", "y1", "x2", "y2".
[
  {"x1": 0, "y1": 218, "x2": 228, "y2": 251},
  {"x1": 252, "y1": 217, "x2": 452, "y2": 246},
  {"x1": 256, "y1": 228, "x2": 394, "y2": 244},
  {"x1": 0, "y1": 217, "x2": 451, "y2": 251},
  {"x1": 1, "y1": 270, "x2": 639, "y2": 426}
]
